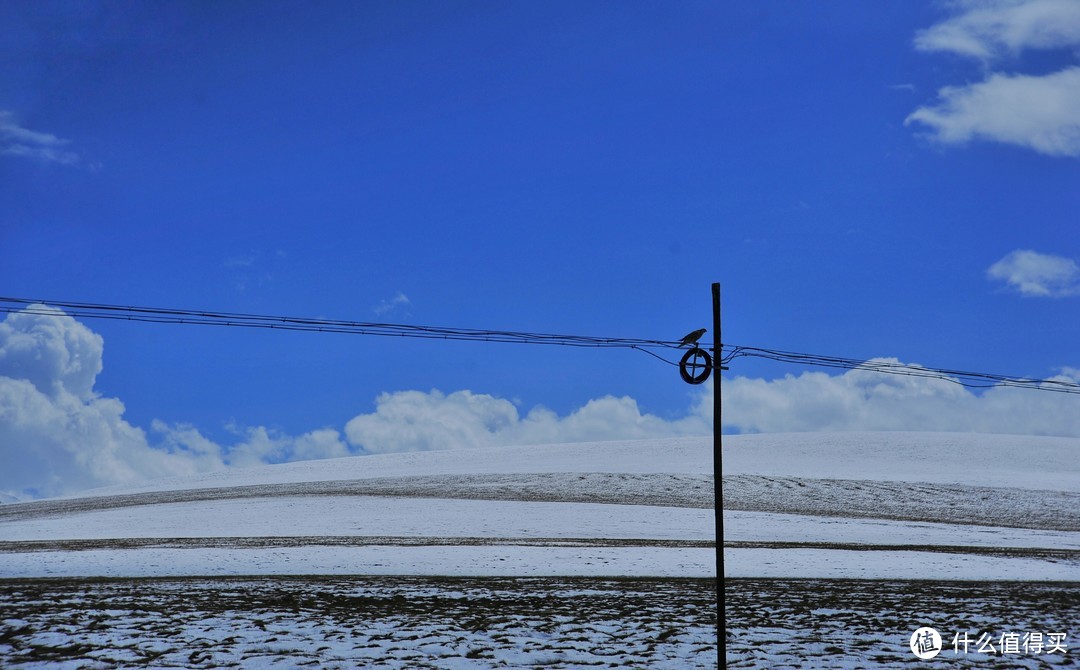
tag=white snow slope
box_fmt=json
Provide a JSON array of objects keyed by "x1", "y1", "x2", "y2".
[{"x1": 0, "y1": 432, "x2": 1076, "y2": 580}]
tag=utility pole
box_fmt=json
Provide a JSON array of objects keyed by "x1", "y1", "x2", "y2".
[
  {"x1": 673, "y1": 283, "x2": 727, "y2": 665},
  {"x1": 712, "y1": 282, "x2": 725, "y2": 668}
]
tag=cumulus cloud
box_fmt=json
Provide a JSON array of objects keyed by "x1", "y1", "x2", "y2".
[
  {"x1": 2, "y1": 306, "x2": 1077, "y2": 500},
  {"x1": 0, "y1": 305, "x2": 360, "y2": 499},
  {"x1": 0, "y1": 111, "x2": 80, "y2": 166},
  {"x1": 343, "y1": 362, "x2": 1080, "y2": 449},
  {"x1": 906, "y1": 67, "x2": 1080, "y2": 156},
  {"x1": 156, "y1": 423, "x2": 351, "y2": 468},
  {"x1": 987, "y1": 249, "x2": 1080, "y2": 296},
  {"x1": 0, "y1": 305, "x2": 103, "y2": 401},
  {"x1": 344, "y1": 390, "x2": 708, "y2": 454},
  {"x1": 908, "y1": 1, "x2": 1080, "y2": 157},
  {"x1": 0, "y1": 306, "x2": 223, "y2": 499},
  {"x1": 717, "y1": 359, "x2": 1080, "y2": 437}
]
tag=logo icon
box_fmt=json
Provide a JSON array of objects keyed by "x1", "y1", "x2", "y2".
[{"x1": 910, "y1": 627, "x2": 942, "y2": 659}]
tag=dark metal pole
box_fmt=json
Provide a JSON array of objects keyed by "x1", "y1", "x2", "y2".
[{"x1": 712, "y1": 282, "x2": 725, "y2": 668}]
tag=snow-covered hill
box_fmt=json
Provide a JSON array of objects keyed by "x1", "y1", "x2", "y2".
[{"x1": 0, "y1": 432, "x2": 1077, "y2": 580}]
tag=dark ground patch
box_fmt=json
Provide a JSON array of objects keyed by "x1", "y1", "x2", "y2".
[{"x1": 0, "y1": 577, "x2": 1074, "y2": 668}]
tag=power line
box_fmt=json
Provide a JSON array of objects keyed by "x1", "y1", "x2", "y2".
[
  {"x1": 0, "y1": 296, "x2": 684, "y2": 359},
  {"x1": 2, "y1": 296, "x2": 1078, "y2": 395},
  {"x1": 724, "y1": 346, "x2": 1080, "y2": 395}
]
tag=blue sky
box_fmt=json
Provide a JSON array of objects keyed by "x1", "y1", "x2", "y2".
[{"x1": 2, "y1": 1, "x2": 1079, "y2": 497}]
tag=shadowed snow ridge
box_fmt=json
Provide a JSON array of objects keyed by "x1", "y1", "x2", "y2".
[{"x1": 3, "y1": 472, "x2": 1075, "y2": 531}]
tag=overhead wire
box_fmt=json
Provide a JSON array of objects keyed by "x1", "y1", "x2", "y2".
[
  {"x1": 2, "y1": 296, "x2": 1078, "y2": 395},
  {"x1": 723, "y1": 345, "x2": 1080, "y2": 394},
  {"x1": 0, "y1": 296, "x2": 685, "y2": 359}
]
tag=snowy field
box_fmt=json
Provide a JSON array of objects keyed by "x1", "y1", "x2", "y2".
[{"x1": 1, "y1": 432, "x2": 1077, "y2": 667}]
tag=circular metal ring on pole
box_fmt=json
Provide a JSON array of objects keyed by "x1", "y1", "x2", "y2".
[{"x1": 679, "y1": 347, "x2": 713, "y2": 385}]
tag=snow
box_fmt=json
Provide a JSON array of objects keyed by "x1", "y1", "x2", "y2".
[
  {"x1": 73, "y1": 436, "x2": 712, "y2": 498},
  {"x1": 0, "y1": 544, "x2": 1073, "y2": 582},
  {"x1": 725, "y1": 432, "x2": 1080, "y2": 491},
  {"x1": 0, "y1": 546, "x2": 714, "y2": 579},
  {"x1": 724, "y1": 548, "x2": 1078, "y2": 581},
  {"x1": 725, "y1": 511, "x2": 1080, "y2": 550},
  {"x1": 70, "y1": 431, "x2": 1080, "y2": 496},
  {"x1": 0, "y1": 431, "x2": 1076, "y2": 580},
  {"x1": 0, "y1": 497, "x2": 713, "y2": 541},
  {"x1": 0, "y1": 431, "x2": 1077, "y2": 668}
]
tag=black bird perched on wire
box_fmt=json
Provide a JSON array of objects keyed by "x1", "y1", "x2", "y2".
[{"x1": 679, "y1": 328, "x2": 707, "y2": 348}]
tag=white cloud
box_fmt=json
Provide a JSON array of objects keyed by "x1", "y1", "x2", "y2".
[
  {"x1": 2, "y1": 306, "x2": 1077, "y2": 500},
  {"x1": 905, "y1": 67, "x2": 1080, "y2": 156},
  {"x1": 342, "y1": 363, "x2": 1080, "y2": 449},
  {"x1": 717, "y1": 359, "x2": 1080, "y2": 437},
  {"x1": 373, "y1": 292, "x2": 412, "y2": 317},
  {"x1": 0, "y1": 307, "x2": 224, "y2": 499},
  {"x1": 343, "y1": 389, "x2": 708, "y2": 454},
  {"x1": 149, "y1": 421, "x2": 351, "y2": 470},
  {"x1": 0, "y1": 111, "x2": 80, "y2": 166},
  {"x1": 908, "y1": 1, "x2": 1080, "y2": 156},
  {"x1": 987, "y1": 249, "x2": 1080, "y2": 296},
  {"x1": 914, "y1": 0, "x2": 1080, "y2": 60},
  {"x1": 0, "y1": 305, "x2": 103, "y2": 401},
  {"x1": 0, "y1": 305, "x2": 358, "y2": 499}
]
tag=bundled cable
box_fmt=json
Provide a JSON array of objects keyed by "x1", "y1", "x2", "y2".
[
  {"x1": 2, "y1": 296, "x2": 1077, "y2": 395},
  {"x1": 724, "y1": 345, "x2": 1080, "y2": 394},
  {"x1": 0, "y1": 296, "x2": 682, "y2": 356}
]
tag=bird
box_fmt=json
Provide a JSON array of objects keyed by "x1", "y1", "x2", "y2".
[{"x1": 678, "y1": 328, "x2": 707, "y2": 348}]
